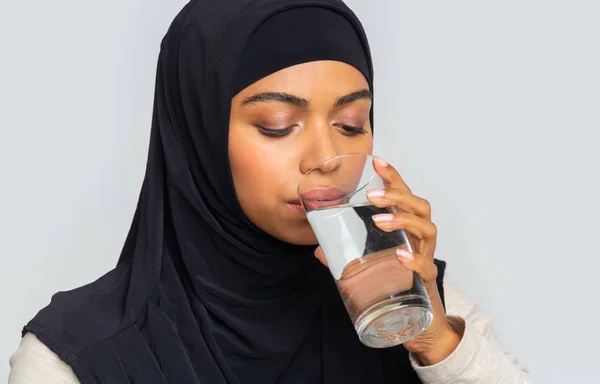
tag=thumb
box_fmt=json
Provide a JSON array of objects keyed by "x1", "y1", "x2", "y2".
[{"x1": 314, "y1": 246, "x2": 328, "y2": 267}]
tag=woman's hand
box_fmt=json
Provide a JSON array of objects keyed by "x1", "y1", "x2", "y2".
[{"x1": 314, "y1": 156, "x2": 461, "y2": 365}]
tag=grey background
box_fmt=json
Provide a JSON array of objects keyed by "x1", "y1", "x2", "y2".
[{"x1": 2, "y1": 0, "x2": 599, "y2": 382}]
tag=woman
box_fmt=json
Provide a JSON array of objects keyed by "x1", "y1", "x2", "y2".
[{"x1": 9, "y1": 0, "x2": 531, "y2": 383}]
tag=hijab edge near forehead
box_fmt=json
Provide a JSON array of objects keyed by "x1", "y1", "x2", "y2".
[{"x1": 199, "y1": 3, "x2": 375, "y2": 240}]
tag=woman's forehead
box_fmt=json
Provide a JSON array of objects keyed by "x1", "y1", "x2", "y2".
[{"x1": 234, "y1": 61, "x2": 370, "y2": 101}]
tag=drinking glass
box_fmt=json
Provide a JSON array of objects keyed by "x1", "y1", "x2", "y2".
[{"x1": 298, "y1": 153, "x2": 433, "y2": 348}]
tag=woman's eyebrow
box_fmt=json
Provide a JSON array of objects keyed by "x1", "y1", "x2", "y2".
[
  {"x1": 240, "y1": 89, "x2": 371, "y2": 108},
  {"x1": 241, "y1": 92, "x2": 309, "y2": 107},
  {"x1": 334, "y1": 89, "x2": 372, "y2": 107}
]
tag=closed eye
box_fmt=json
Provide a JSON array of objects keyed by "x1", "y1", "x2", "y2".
[
  {"x1": 336, "y1": 124, "x2": 367, "y2": 136},
  {"x1": 255, "y1": 125, "x2": 295, "y2": 138},
  {"x1": 255, "y1": 124, "x2": 367, "y2": 138}
]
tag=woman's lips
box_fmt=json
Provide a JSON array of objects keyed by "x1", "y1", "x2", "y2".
[
  {"x1": 288, "y1": 188, "x2": 349, "y2": 218},
  {"x1": 298, "y1": 187, "x2": 349, "y2": 211},
  {"x1": 287, "y1": 201, "x2": 307, "y2": 218},
  {"x1": 301, "y1": 187, "x2": 347, "y2": 201}
]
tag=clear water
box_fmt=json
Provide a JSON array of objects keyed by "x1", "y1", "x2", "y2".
[{"x1": 307, "y1": 203, "x2": 433, "y2": 348}]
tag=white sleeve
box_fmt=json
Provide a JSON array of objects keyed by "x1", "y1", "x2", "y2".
[
  {"x1": 8, "y1": 333, "x2": 80, "y2": 384},
  {"x1": 410, "y1": 279, "x2": 532, "y2": 384}
]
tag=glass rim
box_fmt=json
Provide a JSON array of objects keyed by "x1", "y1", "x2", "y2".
[{"x1": 297, "y1": 152, "x2": 379, "y2": 204}]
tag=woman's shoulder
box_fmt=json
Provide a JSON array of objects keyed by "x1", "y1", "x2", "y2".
[
  {"x1": 9, "y1": 333, "x2": 80, "y2": 383},
  {"x1": 24, "y1": 262, "x2": 137, "y2": 365}
]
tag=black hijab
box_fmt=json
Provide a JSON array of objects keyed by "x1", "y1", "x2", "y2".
[{"x1": 25, "y1": 1, "x2": 446, "y2": 383}]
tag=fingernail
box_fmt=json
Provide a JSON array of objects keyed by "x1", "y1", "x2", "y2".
[
  {"x1": 367, "y1": 189, "x2": 385, "y2": 198},
  {"x1": 372, "y1": 214, "x2": 394, "y2": 222},
  {"x1": 396, "y1": 249, "x2": 414, "y2": 261},
  {"x1": 374, "y1": 156, "x2": 388, "y2": 167}
]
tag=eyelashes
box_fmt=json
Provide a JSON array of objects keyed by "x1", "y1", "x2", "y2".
[
  {"x1": 255, "y1": 125, "x2": 295, "y2": 138},
  {"x1": 337, "y1": 124, "x2": 368, "y2": 136},
  {"x1": 255, "y1": 124, "x2": 367, "y2": 138}
]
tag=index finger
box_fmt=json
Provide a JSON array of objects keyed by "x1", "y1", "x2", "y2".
[{"x1": 373, "y1": 156, "x2": 411, "y2": 193}]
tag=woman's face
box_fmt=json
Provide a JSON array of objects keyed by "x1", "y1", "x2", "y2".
[{"x1": 229, "y1": 60, "x2": 373, "y2": 245}]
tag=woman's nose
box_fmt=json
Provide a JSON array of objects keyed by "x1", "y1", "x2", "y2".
[{"x1": 298, "y1": 127, "x2": 341, "y2": 175}]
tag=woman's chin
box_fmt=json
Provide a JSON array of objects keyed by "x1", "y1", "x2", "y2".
[{"x1": 276, "y1": 226, "x2": 319, "y2": 246}]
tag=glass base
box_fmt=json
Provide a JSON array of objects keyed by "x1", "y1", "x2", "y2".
[{"x1": 356, "y1": 295, "x2": 433, "y2": 348}]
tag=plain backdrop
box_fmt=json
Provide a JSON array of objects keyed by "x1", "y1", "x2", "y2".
[{"x1": 1, "y1": 0, "x2": 599, "y2": 382}]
